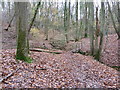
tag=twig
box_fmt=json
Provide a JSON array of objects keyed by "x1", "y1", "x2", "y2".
[{"x1": 0, "y1": 68, "x2": 20, "y2": 83}]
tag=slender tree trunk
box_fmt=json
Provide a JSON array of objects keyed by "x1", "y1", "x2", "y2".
[
  {"x1": 95, "y1": 2, "x2": 105, "y2": 60},
  {"x1": 44, "y1": 1, "x2": 49, "y2": 40},
  {"x1": 2, "y1": 2, "x2": 5, "y2": 10},
  {"x1": 79, "y1": 2, "x2": 82, "y2": 38},
  {"x1": 28, "y1": 2, "x2": 41, "y2": 53},
  {"x1": 75, "y1": 0, "x2": 79, "y2": 42},
  {"x1": 8, "y1": 2, "x2": 11, "y2": 20},
  {"x1": 28, "y1": 2, "x2": 41, "y2": 33},
  {"x1": 67, "y1": 0, "x2": 71, "y2": 43},
  {"x1": 117, "y1": 2, "x2": 120, "y2": 39},
  {"x1": 68, "y1": 0, "x2": 71, "y2": 26},
  {"x1": 87, "y1": 3, "x2": 90, "y2": 37},
  {"x1": 107, "y1": 1, "x2": 120, "y2": 39},
  {"x1": 64, "y1": 0, "x2": 68, "y2": 43},
  {"x1": 84, "y1": 1, "x2": 88, "y2": 38},
  {"x1": 104, "y1": 6, "x2": 109, "y2": 51},
  {"x1": 89, "y1": 2, "x2": 94, "y2": 55},
  {"x1": 94, "y1": 7, "x2": 99, "y2": 54},
  {"x1": 4, "y1": 13, "x2": 15, "y2": 31}
]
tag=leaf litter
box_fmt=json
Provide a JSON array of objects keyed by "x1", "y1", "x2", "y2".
[{"x1": 1, "y1": 49, "x2": 119, "y2": 88}]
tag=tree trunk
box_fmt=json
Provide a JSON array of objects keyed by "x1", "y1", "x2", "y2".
[
  {"x1": 84, "y1": 1, "x2": 88, "y2": 38},
  {"x1": 44, "y1": 1, "x2": 49, "y2": 40},
  {"x1": 75, "y1": 0, "x2": 79, "y2": 42},
  {"x1": 28, "y1": 2, "x2": 41, "y2": 33},
  {"x1": 27, "y1": 2, "x2": 41, "y2": 53},
  {"x1": 95, "y1": 2, "x2": 105, "y2": 60},
  {"x1": 67, "y1": 0, "x2": 71, "y2": 43},
  {"x1": 2, "y1": 2, "x2": 5, "y2": 10},
  {"x1": 107, "y1": 1, "x2": 120, "y2": 39},
  {"x1": 117, "y1": 2, "x2": 120, "y2": 39},
  {"x1": 89, "y1": 2, "x2": 94, "y2": 55},
  {"x1": 4, "y1": 13, "x2": 15, "y2": 31},
  {"x1": 15, "y1": 2, "x2": 29, "y2": 61},
  {"x1": 94, "y1": 7, "x2": 99, "y2": 54},
  {"x1": 8, "y1": 2, "x2": 11, "y2": 20},
  {"x1": 64, "y1": 0, "x2": 68, "y2": 43}
]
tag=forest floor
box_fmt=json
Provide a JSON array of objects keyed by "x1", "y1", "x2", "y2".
[
  {"x1": 1, "y1": 27, "x2": 120, "y2": 88},
  {"x1": 1, "y1": 49, "x2": 119, "y2": 88}
]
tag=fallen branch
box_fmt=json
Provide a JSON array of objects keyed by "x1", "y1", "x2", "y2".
[
  {"x1": 30, "y1": 48, "x2": 62, "y2": 54},
  {"x1": 4, "y1": 13, "x2": 15, "y2": 31},
  {"x1": 71, "y1": 48, "x2": 89, "y2": 55},
  {"x1": 0, "y1": 68, "x2": 20, "y2": 83}
]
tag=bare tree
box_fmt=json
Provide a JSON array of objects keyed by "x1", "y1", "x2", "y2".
[
  {"x1": 107, "y1": 1, "x2": 120, "y2": 39},
  {"x1": 84, "y1": 1, "x2": 88, "y2": 38},
  {"x1": 64, "y1": 0, "x2": 68, "y2": 43},
  {"x1": 75, "y1": 0, "x2": 79, "y2": 42},
  {"x1": 89, "y1": 2, "x2": 94, "y2": 55},
  {"x1": 95, "y1": 2, "x2": 105, "y2": 60}
]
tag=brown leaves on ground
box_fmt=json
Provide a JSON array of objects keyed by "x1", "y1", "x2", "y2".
[
  {"x1": 67, "y1": 34, "x2": 119, "y2": 66},
  {"x1": 1, "y1": 49, "x2": 119, "y2": 88},
  {"x1": 101, "y1": 34, "x2": 119, "y2": 66}
]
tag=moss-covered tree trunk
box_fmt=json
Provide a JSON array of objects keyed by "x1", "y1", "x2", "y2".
[{"x1": 15, "y1": 2, "x2": 29, "y2": 61}]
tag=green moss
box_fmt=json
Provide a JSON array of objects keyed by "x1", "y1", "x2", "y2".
[
  {"x1": 16, "y1": 48, "x2": 32, "y2": 63},
  {"x1": 94, "y1": 50, "x2": 100, "y2": 61},
  {"x1": 111, "y1": 66, "x2": 120, "y2": 71},
  {"x1": 16, "y1": 55, "x2": 33, "y2": 63},
  {"x1": 24, "y1": 56, "x2": 33, "y2": 63}
]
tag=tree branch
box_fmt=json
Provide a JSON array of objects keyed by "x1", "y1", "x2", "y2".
[
  {"x1": 4, "y1": 13, "x2": 15, "y2": 31},
  {"x1": 28, "y1": 2, "x2": 41, "y2": 33}
]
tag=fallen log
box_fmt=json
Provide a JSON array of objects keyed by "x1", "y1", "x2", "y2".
[{"x1": 30, "y1": 48, "x2": 62, "y2": 54}]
